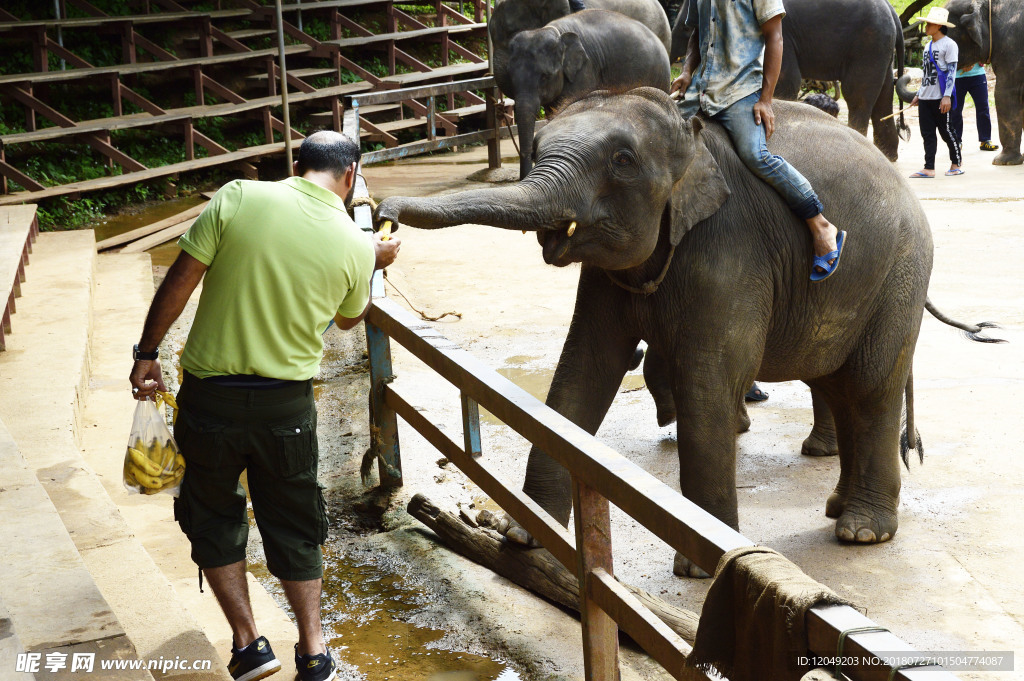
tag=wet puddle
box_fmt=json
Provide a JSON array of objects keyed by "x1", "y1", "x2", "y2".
[{"x1": 90, "y1": 194, "x2": 204, "y2": 267}]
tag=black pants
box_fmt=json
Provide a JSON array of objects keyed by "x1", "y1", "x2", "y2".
[
  {"x1": 918, "y1": 99, "x2": 962, "y2": 170},
  {"x1": 952, "y1": 73, "x2": 993, "y2": 143}
]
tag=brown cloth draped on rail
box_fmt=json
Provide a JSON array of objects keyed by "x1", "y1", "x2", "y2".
[{"x1": 686, "y1": 546, "x2": 854, "y2": 681}]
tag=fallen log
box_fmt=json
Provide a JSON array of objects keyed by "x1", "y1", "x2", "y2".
[
  {"x1": 407, "y1": 493, "x2": 699, "y2": 645},
  {"x1": 95, "y1": 201, "x2": 207, "y2": 251}
]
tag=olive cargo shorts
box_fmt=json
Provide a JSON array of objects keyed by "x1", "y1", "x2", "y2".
[{"x1": 173, "y1": 372, "x2": 328, "y2": 581}]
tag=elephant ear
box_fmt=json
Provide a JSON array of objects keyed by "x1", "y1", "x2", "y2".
[
  {"x1": 560, "y1": 32, "x2": 587, "y2": 82},
  {"x1": 669, "y1": 117, "x2": 730, "y2": 246},
  {"x1": 960, "y1": 8, "x2": 986, "y2": 50}
]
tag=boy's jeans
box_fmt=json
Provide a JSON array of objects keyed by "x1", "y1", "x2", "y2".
[{"x1": 713, "y1": 91, "x2": 824, "y2": 220}]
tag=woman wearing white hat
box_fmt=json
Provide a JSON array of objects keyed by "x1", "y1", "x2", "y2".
[{"x1": 908, "y1": 7, "x2": 964, "y2": 178}]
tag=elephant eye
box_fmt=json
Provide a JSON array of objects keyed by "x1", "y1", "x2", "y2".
[{"x1": 611, "y1": 150, "x2": 639, "y2": 176}]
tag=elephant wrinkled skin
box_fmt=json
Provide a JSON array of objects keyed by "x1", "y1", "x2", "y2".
[{"x1": 375, "y1": 89, "x2": 933, "y2": 576}]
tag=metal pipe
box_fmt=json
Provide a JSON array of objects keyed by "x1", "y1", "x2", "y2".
[
  {"x1": 485, "y1": 0, "x2": 493, "y2": 74},
  {"x1": 54, "y1": 0, "x2": 65, "y2": 71},
  {"x1": 274, "y1": 0, "x2": 293, "y2": 172}
]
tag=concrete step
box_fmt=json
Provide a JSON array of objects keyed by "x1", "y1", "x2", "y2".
[
  {"x1": 0, "y1": 417, "x2": 150, "y2": 680},
  {"x1": 80, "y1": 251, "x2": 297, "y2": 676},
  {"x1": 0, "y1": 232, "x2": 154, "y2": 679}
]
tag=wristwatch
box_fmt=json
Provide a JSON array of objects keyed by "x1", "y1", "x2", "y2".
[{"x1": 133, "y1": 344, "x2": 159, "y2": 361}]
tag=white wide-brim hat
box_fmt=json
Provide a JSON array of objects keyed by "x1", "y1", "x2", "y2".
[{"x1": 911, "y1": 7, "x2": 956, "y2": 27}]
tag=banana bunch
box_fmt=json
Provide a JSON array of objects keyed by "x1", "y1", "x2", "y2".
[
  {"x1": 124, "y1": 437, "x2": 185, "y2": 494},
  {"x1": 123, "y1": 390, "x2": 184, "y2": 495}
]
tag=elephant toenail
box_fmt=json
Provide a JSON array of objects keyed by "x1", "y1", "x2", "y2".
[
  {"x1": 856, "y1": 528, "x2": 876, "y2": 542},
  {"x1": 880, "y1": 532, "x2": 890, "y2": 541}
]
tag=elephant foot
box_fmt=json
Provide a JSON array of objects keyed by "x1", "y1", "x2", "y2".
[
  {"x1": 993, "y1": 150, "x2": 1024, "y2": 166},
  {"x1": 801, "y1": 430, "x2": 839, "y2": 457},
  {"x1": 673, "y1": 552, "x2": 711, "y2": 579},
  {"x1": 834, "y1": 508, "x2": 897, "y2": 543}
]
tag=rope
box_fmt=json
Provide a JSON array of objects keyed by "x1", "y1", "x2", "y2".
[
  {"x1": 350, "y1": 184, "x2": 461, "y2": 322},
  {"x1": 494, "y1": 93, "x2": 521, "y2": 158},
  {"x1": 833, "y1": 626, "x2": 890, "y2": 680},
  {"x1": 384, "y1": 270, "x2": 462, "y2": 322},
  {"x1": 350, "y1": 195, "x2": 378, "y2": 211},
  {"x1": 605, "y1": 245, "x2": 677, "y2": 296}
]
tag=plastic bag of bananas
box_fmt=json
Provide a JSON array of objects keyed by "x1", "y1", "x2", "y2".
[{"x1": 123, "y1": 391, "x2": 185, "y2": 496}]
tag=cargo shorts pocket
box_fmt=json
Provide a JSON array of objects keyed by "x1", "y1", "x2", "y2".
[
  {"x1": 270, "y1": 418, "x2": 317, "y2": 478},
  {"x1": 174, "y1": 410, "x2": 226, "y2": 469}
]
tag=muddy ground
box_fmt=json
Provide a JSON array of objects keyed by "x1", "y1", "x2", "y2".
[{"x1": 150, "y1": 99, "x2": 1023, "y2": 681}]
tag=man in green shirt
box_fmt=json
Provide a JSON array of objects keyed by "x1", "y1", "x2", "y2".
[{"x1": 129, "y1": 131, "x2": 399, "y2": 681}]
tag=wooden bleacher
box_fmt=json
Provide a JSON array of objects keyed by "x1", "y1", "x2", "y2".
[
  {"x1": 0, "y1": 0, "x2": 496, "y2": 204},
  {"x1": 0, "y1": 206, "x2": 39, "y2": 351}
]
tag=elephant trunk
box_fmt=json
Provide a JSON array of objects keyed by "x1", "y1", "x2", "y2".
[
  {"x1": 515, "y1": 97, "x2": 540, "y2": 179},
  {"x1": 895, "y1": 74, "x2": 917, "y2": 104},
  {"x1": 377, "y1": 180, "x2": 574, "y2": 233}
]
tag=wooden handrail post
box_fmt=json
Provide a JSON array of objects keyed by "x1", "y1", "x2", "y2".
[
  {"x1": 460, "y1": 392, "x2": 482, "y2": 458},
  {"x1": 366, "y1": 319, "x2": 403, "y2": 487},
  {"x1": 573, "y1": 478, "x2": 619, "y2": 680}
]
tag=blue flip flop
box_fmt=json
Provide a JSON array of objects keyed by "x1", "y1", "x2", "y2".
[{"x1": 810, "y1": 230, "x2": 846, "y2": 282}]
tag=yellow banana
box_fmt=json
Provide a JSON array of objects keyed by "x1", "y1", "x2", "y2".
[
  {"x1": 127, "y1": 447, "x2": 163, "y2": 477},
  {"x1": 130, "y1": 466, "x2": 165, "y2": 490}
]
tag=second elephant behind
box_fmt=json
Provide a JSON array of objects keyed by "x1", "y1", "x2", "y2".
[{"x1": 505, "y1": 9, "x2": 671, "y2": 178}]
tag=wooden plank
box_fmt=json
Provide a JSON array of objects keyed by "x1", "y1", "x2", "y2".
[
  {"x1": 1, "y1": 114, "x2": 190, "y2": 145},
  {"x1": 0, "y1": 9, "x2": 251, "y2": 32},
  {"x1": 247, "y1": 67, "x2": 335, "y2": 82},
  {"x1": 588, "y1": 569, "x2": 696, "y2": 680},
  {"x1": 378, "y1": 62, "x2": 489, "y2": 87},
  {"x1": 0, "y1": 45, "x2": 312, "y2": 86},
  {"x1": 0, "y1": 143, "x2": 286, "y2": 206},
  {"x1": 384, "y1": 383, "x2": 577, "y2": 571},
  {"x1": 348, "y1": 75, "x2": 494, "y2": 106},
  {"x1": 807, "y1": 606, "x2": 960, "y2": 681},
  {"x1": 95, "y1": 201, "x2": 207, "y2": 251},
  {"x1": 325, "y1": 23, "x2": 485, "y2": 48},
  {"x1": 573, "y1": 480, "x2": 619, "y2": 680},
  {"x1": 119, "y1": 216, "x2": 197, "y2": 253}
]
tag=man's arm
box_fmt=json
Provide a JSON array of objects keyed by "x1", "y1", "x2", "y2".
[
  {"x1": 671, "y1": 29, "x2": 701, "y2": 97},
  {"x1": 334, "y1": 230, "x2": 401, "y2": 330},
  {"x1": 129, "y1": 251, "x2": 208, "y2": 398},
  {"x1": 755, "y1": 14, "x2": 784, "y2": 138}
]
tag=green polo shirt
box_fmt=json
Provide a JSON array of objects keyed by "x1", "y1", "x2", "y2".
[{"x1": 178, "y1": 176, "x2": 374, "y2": 381}]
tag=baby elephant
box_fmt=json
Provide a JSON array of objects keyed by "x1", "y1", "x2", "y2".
[{"x1": 506, "y1": 9, "x2": 671, "y2": 178}]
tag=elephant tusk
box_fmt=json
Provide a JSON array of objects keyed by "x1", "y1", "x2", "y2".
[{"x1": 566, "y1": 221, "x2": 577, "y2": 238}]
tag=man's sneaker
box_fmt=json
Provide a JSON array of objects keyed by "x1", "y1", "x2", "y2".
[
  {"x1": 980, "y1": 140, "x2": 1000, "y2": 151},
  {"x1": 227, "y1": 636, "x2": 282, "y2": 681},
  {"x1": 294, "y1": 644, "x2": 337, "y2": 681}
]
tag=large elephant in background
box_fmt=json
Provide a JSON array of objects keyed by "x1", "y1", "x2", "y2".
[
  {"x1": 502, "y1": 11, "x2": 670, "y2": 178},
  {"x1": 896, "y1": 0, "x2": 1024, "y2": 165},
  {"x1": 376, "y1": 88, "x2": 941, "y2": 576},
  {"x1": 671, "y1": 0, "x2": 907, "y2": 161}
]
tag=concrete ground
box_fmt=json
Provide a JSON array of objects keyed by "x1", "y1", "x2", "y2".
[{"x1": 347, "y1": 103, "x2": 1024, "y2": 681}]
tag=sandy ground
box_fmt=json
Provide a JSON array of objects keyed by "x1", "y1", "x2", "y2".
[
  {"x1": 158, "y1": 99, "x2": 1023, "y2": 680},
  {"x1": 346, "y1": 101, "x2": 1024, "y2": 681}
]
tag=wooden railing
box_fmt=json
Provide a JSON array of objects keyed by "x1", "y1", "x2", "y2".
[{"x1": 346, "y1": 123, "x2": 961, "y2": 680}]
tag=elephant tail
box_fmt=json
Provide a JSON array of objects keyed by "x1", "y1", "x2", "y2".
[
  {"x1": 891, "y1": 4, "x2": 909, "y2": 136},
  {"x1": 925, "y1": 297, "x2": 1007, "y2": 343},
  {"x1": 901, "y1": 371, "x2": 923, "y2": 468}
]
